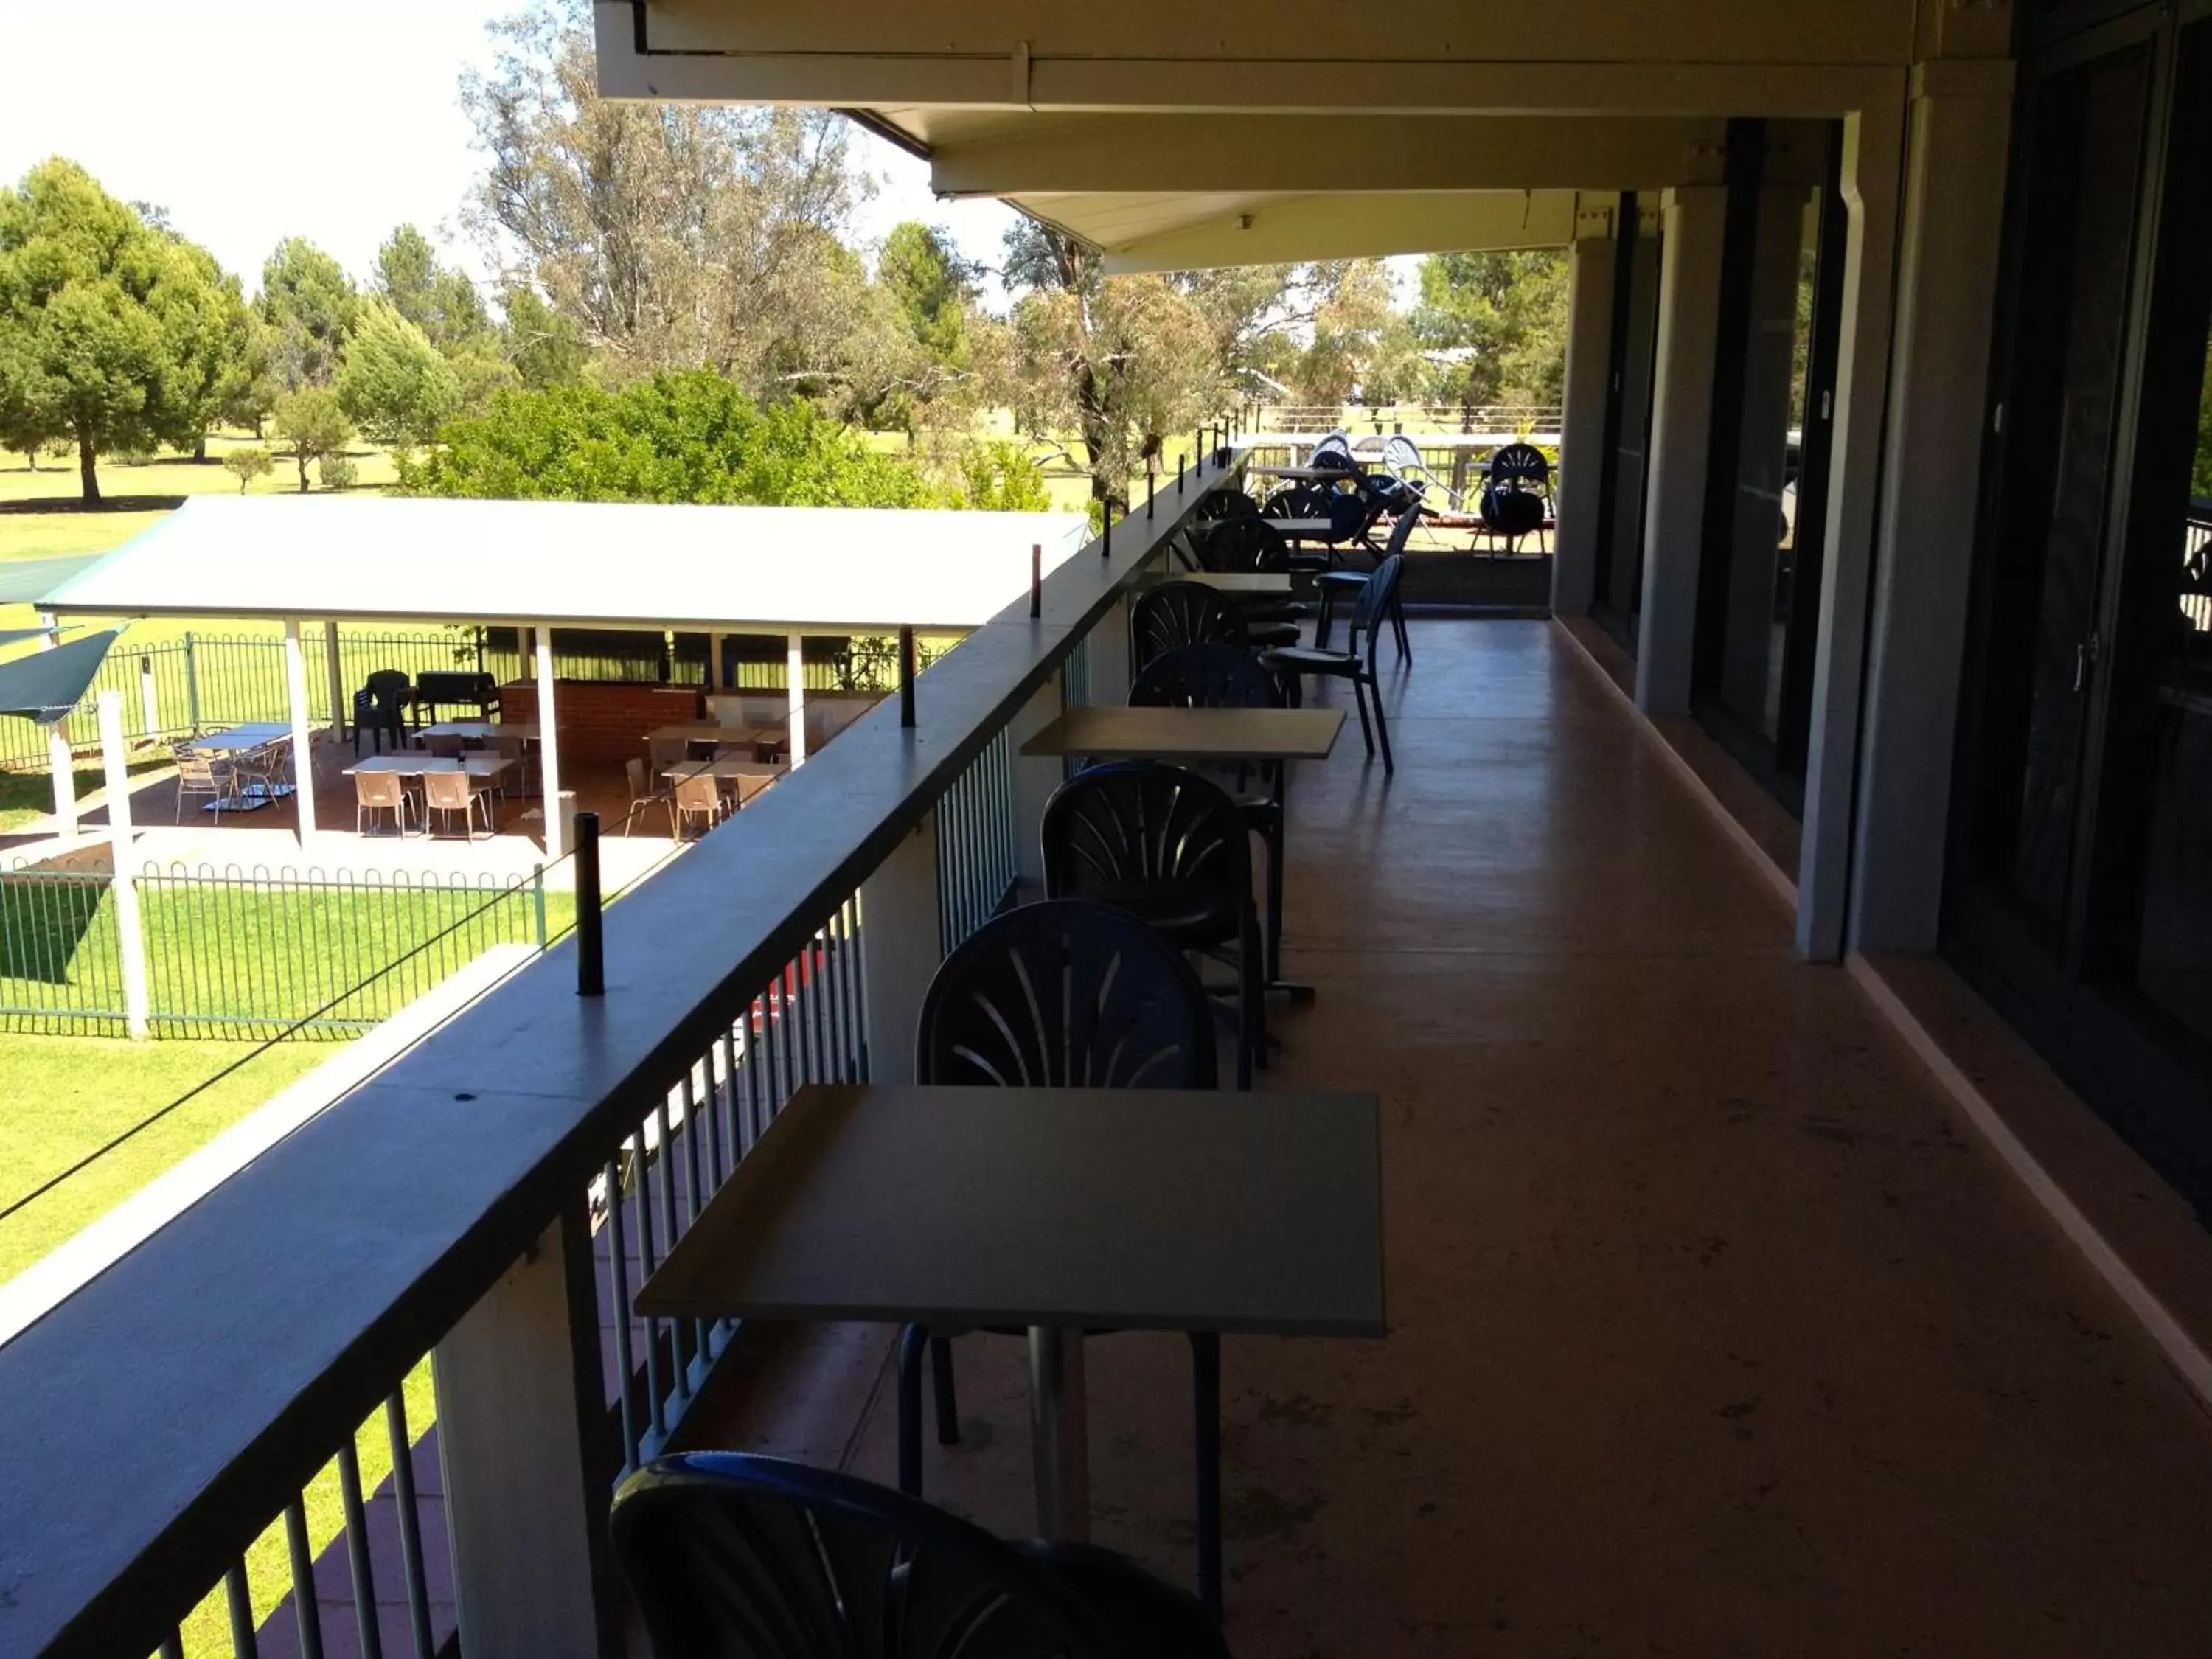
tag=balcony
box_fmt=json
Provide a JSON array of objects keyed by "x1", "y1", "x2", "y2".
[{"x1": 4, "y1": 453, "x2": 2211, "y2": 1658}]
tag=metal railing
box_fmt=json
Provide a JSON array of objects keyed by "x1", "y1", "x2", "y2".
[
  {"x1": 2183, "y1": 497, "x2": 2211, "y2": 633},
  {"x1": 0, "y1": 860, "x2": 552, "y2": 1039},
  {"x1": 0, "y1": 427, "x2": 1242, "y2": 1658},
  {"x1": 1249, "y1": 400, "x2": 1563, "y2": 435}
]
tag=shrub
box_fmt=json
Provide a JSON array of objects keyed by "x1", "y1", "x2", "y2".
[
  {"x1": 317, "y1": 453, "x2": 358, "y2": 491},
  {"x1": 220, "y1": 447, "x2": 274, "y2": 494}
]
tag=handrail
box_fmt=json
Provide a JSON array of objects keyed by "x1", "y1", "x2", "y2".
[{"x1": 0, "y1": 453, "x2": 1240, "y2": 1658}]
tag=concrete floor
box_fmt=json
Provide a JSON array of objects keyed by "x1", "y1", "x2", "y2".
[{"x1": 684, "y1": 619, "x2": 2212, "y2": 1657}]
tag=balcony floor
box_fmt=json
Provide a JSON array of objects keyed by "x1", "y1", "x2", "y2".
[{"x1": 684, "y1": 619, "x2": 2212, "y2": 1656}]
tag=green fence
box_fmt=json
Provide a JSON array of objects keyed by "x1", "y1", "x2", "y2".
[{"x1": 0, "y1": 860, "x2": 568, "y2": 1039}]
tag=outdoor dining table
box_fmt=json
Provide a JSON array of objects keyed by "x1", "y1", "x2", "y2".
[
  {"x1": 1142, "y1": 569, "x2": 1295, "y2": 596},
  {"x1": 181, "y1": 723, "x2": 290, "y2": 754},
  {"x1": 636, "y1": 1082, "x2": 1385, "y2": 1547},
  {"x1": 1019, "y1": 704, "x2": 1344, "y2": 764},
  {"x1": 646, "y1": 721, "x2": 765, "y2": 746},
  {"x1": 416, "y1": 720, "x2": 540, "y2": 742},
  {"x1": 343, "y1": 754, "x2": 515, "y2": 779}
]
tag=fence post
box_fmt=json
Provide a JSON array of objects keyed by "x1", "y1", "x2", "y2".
[
  {"x1": 138, "y1": 655, "x2": 159, "y2": 739},
  {"x1": 97, "y1": 692, "x2": 150, "y2": 1040},
  {"x1": 183, "y1": 631, "x2": 201, "y2": 734},
  {"x1": 532, "y1": 863, "x2": 549, "y2": 950}
]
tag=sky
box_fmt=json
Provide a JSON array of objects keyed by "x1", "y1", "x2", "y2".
[{"x1": 0, "y1": 0, "x2": 1014, "y2": 295}]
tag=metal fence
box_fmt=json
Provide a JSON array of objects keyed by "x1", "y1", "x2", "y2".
[{"x1": 0, "y1": 860, "x2": 553, "y2": 1039}]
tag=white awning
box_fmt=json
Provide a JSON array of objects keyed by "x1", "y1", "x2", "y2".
[{"x1": 40, "y1": 495, "x2": 1093, "y2": 633}]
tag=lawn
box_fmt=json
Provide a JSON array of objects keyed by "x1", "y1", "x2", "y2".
[{"x1": 0, "y1": 755, "x2": 169, "y2": 834}]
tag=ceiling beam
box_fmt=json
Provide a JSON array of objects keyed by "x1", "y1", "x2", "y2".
[
  {"x1": 933, "y1": 114, "x2": 1729, "y2": 195},
  {"x1": 1088, "y1": 191, "x2": 1579, "y2": 273}
]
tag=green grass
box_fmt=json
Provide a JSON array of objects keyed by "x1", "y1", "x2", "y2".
[{"x1": 0, "y1": 756, "x2": 168, "y2": 834}]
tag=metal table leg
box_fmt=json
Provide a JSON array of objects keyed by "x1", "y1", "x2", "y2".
[{"x1": 1026, "y1": 1325, "x2": 1089, "y2": 1541}]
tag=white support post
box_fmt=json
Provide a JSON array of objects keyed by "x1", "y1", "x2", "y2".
[
  {"x1": 1006, "y1": 672, "x2": 1066, "y2": 890},
  {"x1": 434, "y1": 1205, "x2": 623, "y2": 1659},
  {"x1": 1554, "y1": 214, "x2": 1620, "y2": 618},
  {"x1": 858, "y1": 810, "x2": 945, "y2": 1085},
  {"x1": 282, "y1": 618, "x2": 316, "y2": 841},
  {"x1": 97, "y1": 691, "x2": 150, "y2": 1040},
  {"x1": 138, "y1": 653, "x2": 159, "y2": 741},
  {"x1": 536, "y1": 628, "x2": 563, "y2": 860},
  {"x1": 38, "y1": 618, "x2": 77, "y2": 836},
  {"x1": 1846, "y1": 63, "x2": 2013, "y2": 953},
  {"x1": 709, "y1": 632, "x2": 726, "y2": 695},
  {"x1": 324, "y1": 619, "x2": 347, "y2": 743},
  {"x1": 1796, "y1": 80, "x2": 1909, "y2": 961},
  {"x1": 1633, "y1": 186, "x2": 1728, "y2": 716},
  {"x1": 786, "y1": 633, "x2": 808, "y2": 768}
]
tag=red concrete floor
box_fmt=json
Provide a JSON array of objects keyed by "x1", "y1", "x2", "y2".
[{"x1": 677, "y1": 620, "x2": 2212, "y2": 1657}]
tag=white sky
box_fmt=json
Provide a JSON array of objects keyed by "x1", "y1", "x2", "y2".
[{"x1": 0, "y1": 0, "x2": 1013, "y2": 296}]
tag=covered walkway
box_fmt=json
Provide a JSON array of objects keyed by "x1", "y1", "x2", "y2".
[{"x1": 687, "y1": 619, "x2": 2212, "y2": 1655}]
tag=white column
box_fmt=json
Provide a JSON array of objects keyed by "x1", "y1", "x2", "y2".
[
  {"x1": 536, "y1": 628, "x2": 563, "y2": 860},
  {"x1": 1796, "y1": 78, "x2": 1910, "y2": 960},
  {"x1": 709, "y1": 632, "x2": 726, "y2": 695},
  {"x1": 858, "y1": 810, "x2": 945, "y2": 1084},
  {"x1": 282, "y1": 617, "x2": 316, "y2": 841},
  {"x1": 38, "y1": 618, "x2": 76, "y2": 835},
  {"x1": 434, "y1": 1206, "x2": 622, "y2": 1659},
  {"x1": 1847, "y1": 63, "x2": 2014, "y2": 953},
  {"x1": 324, "y1": 620, "x2": 347, "y2": 742},
  {"x1": 97, "y1": 691, "x2": 150, "y2": 1040},
  {"x1": 1554, "y1": 213, "x2": 1619, "y2": 618},
  {"x1": 1633, "y1": 186, "x2": 1728, "y2": 715},
  {"x1": 785, "y1": 633, "x2": 807, "y2": 768},
  {"x1": 138, "y1": 653, "x2": 160, "y2": 739}
]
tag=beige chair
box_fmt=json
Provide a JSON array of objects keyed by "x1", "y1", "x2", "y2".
[
  {"x1": 422, "y1": 768, "x2": 494, "y2": 839},
  {"x1": 668, "y1": 772, "x2": 724, "y2": 839},
  {"x1": 625, "y1": 757, "x2": 669, "y2": 835},
  {"x1": 648, "y1": 737, "x2": 688, "y2": 776},
  {"x1": 355, "y1": 769, "x2": 417, "y2": 836},
  {"x1": 175, "y1": 751, "x2": 237, "y2": 819}
]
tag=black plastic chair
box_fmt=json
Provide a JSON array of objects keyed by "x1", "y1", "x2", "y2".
[
  {"x1": 1130, "y1": 644, "x2": 1291, "y2": 988},
  {"x1": 899, "y1": 900, "x2": 1227, "y2": 1611},
  {"x1": 1262, "y1": 554, "x2": 1406, "y2": 774},
  {"x1": 1129, "y1": 580, "x2": 1295, "y2": 672},
  {"x1": 613, "y1": 1451, "x2": 1231, "y2": 1659},
  {"x1": 1315, "y1": 502, "x2": 1420, "y2": 662},
  {"x1": 1481, "y1": 443, "x2": 1551, "y2": 553},
  {"x1": 355, "y1": 670, "x2": 411, "y2": 754}
]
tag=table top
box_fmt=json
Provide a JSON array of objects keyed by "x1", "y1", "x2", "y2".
[
  {"x1": 1021, "y1": 705, "x2": 1346, "y2": 762},
  {"x1": 636, "y1": 1084, "x2": 1386, "y2": 1336},
  {"x1": 1271, "y1": 518, "x2": 1340, "y2": 538},
  {"x1": 1142, "y1": 570, "x2": 1295, "y2": 595},
  {"x1": 1250, "y1": 465, "x2": 1353, "y2": 481},
  {"x1": 183, "y1": 724, "x2": 290, "y2": 753},
  {"x1": 342, "y1": 755, "x2": 513, "y2": 778},
  {"x1": 647, "y1": 721, "x2": 759, "y2": 744},
  {"x1": 418, "y1": 720, "x2": 539, "y2": 740},
  {"x1": 662, "y1": 758, "x2": 789, "y2": 781}
]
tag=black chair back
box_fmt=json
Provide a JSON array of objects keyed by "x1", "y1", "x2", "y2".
[
  {"x1": 1194, "y1": 487, "x2": 1259, "y2": 522},
  {"x1": 1353, "y1": 555, "x2": 1407, "y2": 672},
  {"x1": 918, "y1": 899, "x2": 1216, "y2": 1089},
  {"x1": 1489, "y1": 442, "x2": 1551, "y2": 491},
  {"x1": 1041, "y1": 762, "x2": 1253, "y2": 962},
  {"x1": 1130, "y1": 642, "x2": 1285, "y2": 712},
  {"x1": 614, "y1": 1451, "x2": 1215, "y2": 1659},
  {"x1": 1130, "y1": 580, "x2": 1249, "y2": 670},
  {"x1": 1199, "y1": 514, "x2": 1291, "y2": 574}
]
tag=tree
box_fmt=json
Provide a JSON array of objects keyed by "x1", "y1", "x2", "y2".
[
  {"x1": 218, "y1": 312, "x2": 283, "y2": 437},
  {"x1": 498, "y1": 282, "x2": 588, "y2": 389},
  {"x1": 1410, "y1": 251, "x2": 1571, "y2": 414},
  {"x1": 0, "y1": 158, "x2": 243, "y2": 503},
  {"x1": 259, "y1": 236, "x2": 358, "y2": 390},
  {"x1": 338, "y1": 300, "x2": 463, "y2": 451},
  {"x1": 397, "y1": 369, "x2": 935, "y2": 507},
  {"x1": 272, "y1": 386, "x2": 354, "y2": 492},
  {"x1": 872, "y1": 222, "x2": 984, "y2": 431},
  {"x1": 220, "y1": 445, "x2": 273, "y2": 493},
  {"x1": 374, "y1": 223, "x2": 490, "y2": 352},
  {"x1": 459, "y1": 3, "x2": 871, "y2": 392}
]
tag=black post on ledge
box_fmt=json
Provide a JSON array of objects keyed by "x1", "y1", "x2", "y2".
[
  {"x1": 1030, "y1": 543, "x2": 1042, "y2": 618},
  {"x1": 899, "y1": 625, "x2": 917, "y2": 728},
  {"x1": 574, "y1": 811, "x2": 604, "y2": 997},
  {"x1": 1147, "y1": 474, "x2": 1155, "y2": 519},
  {"x1": 1177, "y1": 454, "x2": 1186, "y2": 493},
  {"x1": 1102, "y1": 504, "x2": 1113, "y2": 557}
]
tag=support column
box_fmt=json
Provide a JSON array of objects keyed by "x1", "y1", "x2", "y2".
[
  {"x1": 1634, "y1": 186, "x2": 1729, "y2": 715},
  {"x1": 1847, "y1": 63, "x2": 2014, "y2": 952},
  {"x1": 709, "y1": 632, "x2": 726, "y2": 694},
  {"x1": 38, "y1": 617, "x2": 76, "y2": 835},
  {"x1": 1554, "y1": 207, "x2": 1620, "y2": 618},
  {"x1": 97, "y1": 691, "x2": 150, "y2": 1040},
  {"x1": 786, "y1": 633, "x2": 808, "y2": 767},
  {"x1": 536, "y1": 628, "x2": 563, "y2": 860},
  {"x1": 324, "y1": 620, "x2": 347, "y2": 742},
  {"x1": 434, "y1": 1205, "x2": 622, "y2": 1659},
  {"x1": 282, "y1": 618, "x2": 316, "y2": 841},
  {"x1": 1006, "y1": 672, "x2": 1066, "y2": 890},
  {"x1": 858, "y1": 810, "x2": 944, "y2": 1085},
  {"x1": 1796, "y1": 78, "x2": 1910, "y2": 960}
]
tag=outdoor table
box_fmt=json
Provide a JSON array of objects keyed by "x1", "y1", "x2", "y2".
[
  {"x1": 1270, "y1": 518, "x2": 1341, "y2": 539},
  {"x1": 1020, "y1": 705, "x2": 1344, "y2": 764},
  {"x1": 343, "y1": 754, "x2": 514, "y2": 780},
  {"x1": 646, "y1": 721, "x2": 758, "y2": 745},
  {"x1": 181, "y1": 723, "x2": 291, "y2": 754},
  {"x1": 1139, "y1": 570, "x2": 1295, "y2": 596},
  {"x1": 1249, "y1": 465, "x2": 1352, "y2": 481},
  {"x1": 417, "y1": 720, "x2": 540, "y2": 742},
  {"x1": 636, "y1": 1082, "x2": 1385, "y2": 1543}
]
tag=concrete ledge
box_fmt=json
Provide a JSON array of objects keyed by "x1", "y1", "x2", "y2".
[{"x1": 0, "y1": 943, "x2": 539, "y2": 1348}]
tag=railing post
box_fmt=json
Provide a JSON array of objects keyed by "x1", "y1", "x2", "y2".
[
  {"x1": 1030, "y1": 543, "x2": 1042, "y2": 619},
  {"x1": 97, "y1": 691, "x2": 150, "y2": 1040},
  {"x1": 858, "y1": 810, "x2": 943, "y2": 1085},
  {"x1": 574, "y1": 813, "x2": 602, "y2": 996},
  {"x1": 434, "y1": 1202, "x2": 625, "y2": 1659},
  {"x1": 898, "y1": 626, "x2": 917, "y2": 728},
  {"x1": 183, "y1": 631, "x2": 201, "y2": 733}
]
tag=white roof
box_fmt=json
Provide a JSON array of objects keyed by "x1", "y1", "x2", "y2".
[{"x1": 40, "y1": 495, "x2": 1093, "y2": 633}]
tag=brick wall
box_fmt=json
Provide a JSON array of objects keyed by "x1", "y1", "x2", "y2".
[{"x1": 499, "y1": 680, "x2": 703, "y2": 765}]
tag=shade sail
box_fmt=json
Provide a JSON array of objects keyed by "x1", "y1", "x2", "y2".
[
  {"x1": 0, "y1": 629, "x2": 119, "y2": 725},
  {"x1": 38, "y1": 496, "x2": 1094, "y2": 634},
  {"x1": 0, "y1": 554, "x2": 102, "y2": 606}
]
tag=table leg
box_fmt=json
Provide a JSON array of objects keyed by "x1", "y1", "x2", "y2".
[{"x1": 1026, "y1": 1324, "x2": 1089, "y2": 1541}]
